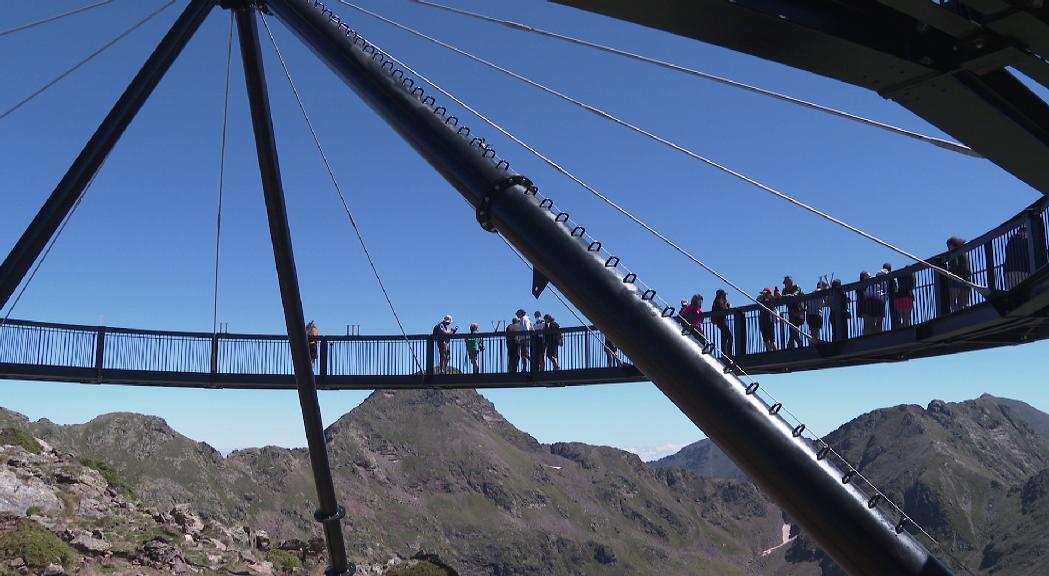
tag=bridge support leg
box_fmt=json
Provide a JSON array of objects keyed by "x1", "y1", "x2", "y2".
[
  {"x1": 234, "y1": 7, "x2": 351, "y2": 575},
  {"x1": 0, "y1": 0, "x2": 215, "y2": 311},
  {"x1": 265, "y1": 1, "x2": 952, "y2": 574}
]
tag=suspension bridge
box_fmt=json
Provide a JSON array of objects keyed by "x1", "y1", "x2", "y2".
[{"x1": 3, "y1": 1, "x2": 1048, "y2": 575}]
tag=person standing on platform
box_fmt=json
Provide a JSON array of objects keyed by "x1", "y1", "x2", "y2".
[
  {"x1": 466, "y1": 323, "x2": 483, "y2": 375},
  {"x1": 710, "y1": 289, "x2": 733, "y2": 356},
  {"x1": 679, "y1": 294, "x2": 704, "y2": 331},
  {"x1": 532, "y1": 311, "x2": 546, "y2": 372},
  {"x1": 306, "y1": 321, "x2": 319, "y2": 371},
  {"x1": 781, "y1": 275, "x2": 806, "y2": 349},
  {"x1": 1004, "y1": 225, "x2": 1030, "y2": 290},
  {"x1": 757, "y1": 288, "x2": 777, "y2": 352},
  {"x1": 515, "y1": 309, "x2": 531, "y2": 372},
  {"x1": 506, "y1": 317, "x2": 521, "y2": 373},
  {"x1": 544, "y1": 314, "x2": 562, "y2": 370},
  {"x1": 433, "y1": 315, "x2": 457, "y2": 374},
  {"x1": 946, "y1": 236, "x2": 972, "y2": 312}
]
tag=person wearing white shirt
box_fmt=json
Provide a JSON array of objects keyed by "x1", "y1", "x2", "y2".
[{"x1": 514, "y1": 309, "x2": 531, "y2": 372}]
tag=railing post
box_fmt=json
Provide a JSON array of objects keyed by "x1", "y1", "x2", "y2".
[
  {"x1": 984, "y1": 241, "x2": 998, "y2": 292},
  {"x1": 319, "y1": 336, "x2": 328, "y2": 380},
  {"x1": 886, "y1": 274, "x2": 899, "y2": 330},
  {"x1": 94, "y1": 326, "x2": 105, "y2": 381},
  {"x1": 1028, "y1": 210, "x2": 1048, "y2": 270},
  {"x1": 734, "y1": 310, "x2": 747, "y2": 357},
  {"x1": 584, "y1": 328, "x2": 591, "y2": 368},
  {"x1": 209, "y1": 333, "x2": 219, "y2": 379},
  {"x1": 935, "y1": 257, "x2": 951, "y2": 318},
  {"x1": 425, "y1": 335, "x2": 435, "y2": 380}
]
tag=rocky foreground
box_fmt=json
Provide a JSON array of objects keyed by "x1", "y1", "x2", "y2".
[{"x1": 0, "y1": 430, "x2": 451, "y2": 576}]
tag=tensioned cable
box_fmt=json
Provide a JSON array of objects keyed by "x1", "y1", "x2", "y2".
[
  {"x1": 339, "y1": 1, "x2": 989, "y2": 296},
  {"x1": 212, "y1": 13, "x2": 234, "y2": 337},
  {"x1": 0, "y1": 0, "x2": 116, "y2": 39},
  {"x1": 407, "y1": 0, "x2": 979, "y2": 159},
  {"x1": 336, "y1": 0, "x2": 817, "y2": 344},
  {"x1": 1, "y1": 170, "x2": 101, "y2": 327},
  {"x1": 0, "y1": 0, "x2": 175, "y2": 122},
  {"x1": 261, "y1": 16, "x2": 423, "y2": 374}
]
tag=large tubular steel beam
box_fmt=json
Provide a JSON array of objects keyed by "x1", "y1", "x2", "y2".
[
  {"x1": 233, "y1": 8, "x2": 351, "y2": 575},
  {"x1": 0, "y1": 0, "x2": 215, "y2": 311},
  {"x1": 265, "y1": 1, "x2": 952, "y2": 574},
  {"x1": 552, "y1": 0, "x2": 1049, "y2": 198}
]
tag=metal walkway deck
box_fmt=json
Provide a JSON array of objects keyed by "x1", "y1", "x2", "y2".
[{"x1": 3, "y1": 196, "x2": 1048, "y2": 389}]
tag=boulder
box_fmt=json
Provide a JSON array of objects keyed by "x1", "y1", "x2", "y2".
[
  {"x1": 171, "y1": 505, "x2": 204, "y2": 534},
  {"x1": 253, "y1": 530, "x2": 270, "y2": 551},
  {"x1": 278, "y1": 539, "x2": 306, "y2": 551},
  {"x1": 41, "y1": 564, "x2": 65, "y2": 576},
  {"x1": 0, "y1": 468, "x2": 62, "y2": 515},
  {"x1": 71, "y1": 534, "x2": 112, "y2": 555}
]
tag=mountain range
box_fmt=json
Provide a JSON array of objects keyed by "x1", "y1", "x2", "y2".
[{"x1": 3, "y1": 392, "x2": 1048, "y2": 575}]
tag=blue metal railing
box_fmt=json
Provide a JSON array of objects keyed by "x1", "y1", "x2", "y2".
[{"x1": 1, "y1": 196, "x2": 1047, "y2": 382}]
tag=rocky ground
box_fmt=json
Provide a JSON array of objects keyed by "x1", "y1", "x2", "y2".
[{"x1": 0, "y1": 431, "x2": 452, "y2": 576}]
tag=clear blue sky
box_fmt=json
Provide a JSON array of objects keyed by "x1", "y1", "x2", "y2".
[{"x1": 2, "y1": 0, "x2": 1047, "y2": 459}]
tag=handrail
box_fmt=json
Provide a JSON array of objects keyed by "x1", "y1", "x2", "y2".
[{"x1": 1, "y1": 193, "x2": 1048, "y2": 383}]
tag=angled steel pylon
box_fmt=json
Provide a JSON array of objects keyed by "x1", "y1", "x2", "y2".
[{"x1": 264, "y1": 0, "x2": 953, "y2": 574}]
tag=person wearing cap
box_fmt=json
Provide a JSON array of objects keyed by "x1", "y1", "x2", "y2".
[
  {"x1": 757, "y1": 288, "x2": 777, "y2": 352},
  {"x1": 433, "y1": 314, "x2": 457, "y2": 374},
  {"x1": 710, "y1": 289, "x2": 732, "y2": 356}
]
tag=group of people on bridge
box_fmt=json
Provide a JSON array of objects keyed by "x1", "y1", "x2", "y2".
[
  {"x1": 432, "y1": 309, "x2": 564, "y2": 375},
  {"x1": 676, "y1": 231, "x2": 1032, "y2": 355}
]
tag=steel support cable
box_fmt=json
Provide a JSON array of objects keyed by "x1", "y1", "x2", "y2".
[
  {"x1": 0, "y1": 0, "x2": 116, "y2": 39},
  {"x1": 339, "y1": 0, "x2": 989, "y2": 297},
  {"x1": 1, "y1": 169, "x2": 100, "y2": 327},
  {"x1": 260, "y1": 15, "x2": 423, "y2": 374},
  {"x1": 0, "y1": 0, "x2": 175, "y2": 122},
  {"x1": 212, "y1": 13, "x2": 235, "y2": 338},
  {"x1": 335, "y1": 1, "x2": 817, "y2": 345},
  {"x1": 406, "y1": 0, "x2": 979, "y2": 159}
]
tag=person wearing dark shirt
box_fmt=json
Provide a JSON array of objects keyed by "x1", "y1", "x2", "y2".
[
  {"x1": 1004, "y1": 226, "x2": 1030, "y2": 290},
  {"x1": 806, "y1": 280, "x2": 829, "y2": 341},
  {"x1": 946, "y1": 236, "x2": 972, "y2": 312},
  {"x1": 433, "y1": 315, "x2": 457, "y2": 374},
  {"x1": 306, "y1": 321, "x2": 319, "y2": 370},
  {"x1": 505, "y1": 318, "x2": 520, "y2": 374},
  {"x1": 894, "y1": 271, "x2": 915, "y2": 327},
  {"x1": 781, "y1": 276, "x2": 806, "y2": 349},
  {"x1": 710, "y1": 289, "x2": 733, "y2": 357},
  {"x1": 543, "y1": 314, "x2": 562, "y2": 370},
  {"x1": 757, "y1": 288, "x2": 777, "y2": 352}
]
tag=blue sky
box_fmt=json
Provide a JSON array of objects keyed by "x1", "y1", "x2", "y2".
[{"x1": 2, "y1": 0, "x2": 1047, "y2": 459}]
